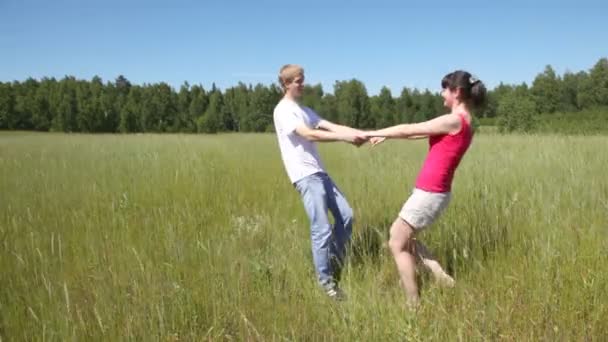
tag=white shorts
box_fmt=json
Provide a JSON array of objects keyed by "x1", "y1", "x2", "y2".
[{"x1": 399, "y1": 188, "x2": 451, "y2": 230}]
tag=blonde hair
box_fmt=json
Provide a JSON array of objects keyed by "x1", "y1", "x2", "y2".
[{"x1": 278, "y1": 64, "x2": 304, "y2": 91}]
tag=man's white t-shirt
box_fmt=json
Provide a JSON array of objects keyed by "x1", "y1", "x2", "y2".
[{"x1": 273, "y1": 98, "x2": 326, "y2": 184}]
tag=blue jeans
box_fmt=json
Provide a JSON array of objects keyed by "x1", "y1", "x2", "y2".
[{"x1": 294, "y1": 172, "x2": 353, "y2": 286}]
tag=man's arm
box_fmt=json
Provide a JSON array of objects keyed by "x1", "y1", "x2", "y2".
[
  {"x1": 317, "y1": 120, "x2": 362, "y2": 136},
  {"x1": 316, "y1": 119, "x2": 368, "y2": 146},
  {"x1": 294, "y1": 123, "x2": 363, "y2": 144}
]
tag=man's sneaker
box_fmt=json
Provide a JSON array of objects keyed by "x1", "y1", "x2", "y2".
[{"x1": 323, "y1": 282, "x2": 347, "y2": 301}]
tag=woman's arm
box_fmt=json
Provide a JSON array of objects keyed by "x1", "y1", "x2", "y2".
[{"x1": 363, "y1": 114, "x2": 461, "y2": 139}]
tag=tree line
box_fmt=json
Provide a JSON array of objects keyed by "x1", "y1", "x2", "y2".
[{"x1": 1, "y1": 58, "x2": 606, "y2": 133}]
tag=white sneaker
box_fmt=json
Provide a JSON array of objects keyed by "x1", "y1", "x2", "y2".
[{"x1": 323, "y1": 283, "x2": 347, "y2": 301}]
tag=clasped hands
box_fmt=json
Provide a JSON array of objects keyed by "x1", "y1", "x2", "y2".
[{"x1": 348, "y1": 131, "x2": 386, "y2": 147}]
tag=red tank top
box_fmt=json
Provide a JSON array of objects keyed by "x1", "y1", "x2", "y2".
[{"x1": 415, "y1": 113, "x2": 473, "y2": 192}]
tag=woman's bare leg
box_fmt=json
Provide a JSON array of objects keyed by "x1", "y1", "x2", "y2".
[
  {"x1": 414, "y1": 240, "x2": 455, "y2": 287},
  {"x1": 388, "y1": 217, "x2": 420, "y2": 309}
]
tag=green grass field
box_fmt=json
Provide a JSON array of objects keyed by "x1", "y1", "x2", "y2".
[{"x1": 1, "y1": 132, "x2": 607, "y2": 340}]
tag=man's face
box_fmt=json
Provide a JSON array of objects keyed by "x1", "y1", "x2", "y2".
[{"x1": 286, "y1": 75, "x2": 305, "y2": 99}]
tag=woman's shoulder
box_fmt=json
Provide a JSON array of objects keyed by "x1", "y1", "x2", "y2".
[
  {"x1": 443, "y1": 112, "x2": 472, "y2": 136},
  {"x1": 450, "y1": 111, "x2": 472, "y2": 125}
]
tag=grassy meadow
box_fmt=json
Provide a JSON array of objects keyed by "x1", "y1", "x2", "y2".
[{"x1": 1, "y1": 131, "x2": 607, "y2": 340}]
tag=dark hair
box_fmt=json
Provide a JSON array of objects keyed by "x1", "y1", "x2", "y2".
[{"x1": 441, "y1": 70, "x2": 486, "y2": 108}]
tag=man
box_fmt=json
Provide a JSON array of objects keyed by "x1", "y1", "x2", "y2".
[{"x1": 273, "y1": 64, "x2": 366, "y2": 300}]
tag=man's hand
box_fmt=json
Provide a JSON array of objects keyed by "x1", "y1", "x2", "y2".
[
  {"x1": 347, "y1": 131, "x2": 368, "y2": 147},
  {"x1": 352, "y1": 135, "x2": 368, "y2": 147}
]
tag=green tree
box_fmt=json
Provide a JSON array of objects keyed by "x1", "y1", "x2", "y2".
[
  {"x1": 31, "y1": 78, "x2": 54, "y2": 131},
  {"x1": 0, "y1": 82, "x2": 15, "y2": 129},
  {"x1": 156, "y1": 82, "x2": 178, "y2": 132},
  {"x1": 244, "y1": 84, "x2": 280, "y2": 132},
  {"x1": 75, "y1": 80, "x2": 93, "y2": 131},
  {"x1": 119, "y1": 86, "x2": 142, "y2": 133},
  {"x1": 13, "y1": 78, "x2": 38, "y2": 129},
  {"x1": 396, "y1": 87, "x2": 414, "y2": 123},
  {"x1": 320, "y1": 94, "x2": 339, "y2": 123},
  {"x1": 99, "y1": 82, "x2": 119, "y2": 132},
  {"x1": 407, "y1": 89, "x2": 423, "y2": 123},
  {"x1": 479, "y1": 88, "x2": 500, "y2": 118},
  {"x1": 113, "y1": 76, "x2": 131, "y2": 132},
  {"x1": 224, "y1": 83, "x2": 249, "y2": 132},
  {"x1": 88, "y1": 76, "x2": 105, "y2": 132},
  {"x1": 115, "y1": 75, "x2": 131, "y2": 95},
  {"x1": 561, "y1": 71, "x2": 585, "y2": 112},
  {"x1": 189, "y1": 85, "x2": 209, "y2": 132},
  {"x1": 175, "y1": 82, "x2": 193, "y2": 132},
  {"x1": 301, "y1": 84, "x2": 324, "y2": 110},
  {"x1": 531, "y1": 65, "x2": 562, "y2": 114},
  {"x1": 371, "y1": 86, "x2": 396, "y2": 128},
  {"x1": 413, "y1": 89, "x2": 438, "y2": 122},
  {"x1": 496, "y1": 92, "x2": 537, "y2": 133},
  {"x1": 205, "y1": 83, "x2": 234, "y2": 132},
  {"x1": 198, "y1": 91, "x2": 223, "y2": 133},
  {"x1": 334, "y1": 79, "x2": 371, "y2": 128},
  {"x1": 577, "y1": 58, "x2": 608, "y2": 108},
  {"x1": 50, "y1": 77, "x2": 79, "y2": 132}
]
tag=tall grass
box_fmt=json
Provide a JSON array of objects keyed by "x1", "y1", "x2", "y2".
[{"x1": 1, "y1": 132, "x2": 607, "y2": 340}]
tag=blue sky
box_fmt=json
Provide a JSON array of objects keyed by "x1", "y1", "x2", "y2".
[{"x1": 1, "y1": 0, "x2": 607, "y2": 95}]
